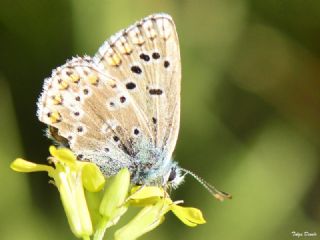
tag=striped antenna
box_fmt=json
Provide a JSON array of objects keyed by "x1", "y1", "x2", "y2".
[{"x1": 180, "y1": 168, "x2": 232, "y2": 201}]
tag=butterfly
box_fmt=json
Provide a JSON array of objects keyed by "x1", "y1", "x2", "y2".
[{"x1": 37, "y1": 13, "x2": 231, "y2": 200}]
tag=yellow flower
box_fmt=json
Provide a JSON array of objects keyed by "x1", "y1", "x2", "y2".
[
  {"x1": 115, "y1": 186, "x2": 206, "y2": 240},
  {"x1": 11, "y1": 146, "x2": 105, "y2": 239},
  {"x1": 11, "y1": 146, "x2": 206, "y2": 240}
]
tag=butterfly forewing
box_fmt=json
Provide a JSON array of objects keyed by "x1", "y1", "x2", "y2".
[{"x1": 93, "y1": 13, "x2": 181, "y2": 156}]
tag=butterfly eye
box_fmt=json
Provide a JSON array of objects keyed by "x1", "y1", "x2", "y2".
[{"x1": 168, "y1": 167, "x2": 176, "y2": 182}]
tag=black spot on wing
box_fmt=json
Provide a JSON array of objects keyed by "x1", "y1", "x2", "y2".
[
  {"x1": 120, "y1": 96, "x2": 126, "y2": 103},
  {"x1": 139, "y1": 53, "x2": 150, "y2": 62},
  {"x1": 164, "y1": 60, "x2": 170, "y2": 68},
  {"x1": 126, "y1": 82, "x2": 136, "y2": 90},
  {"x1": 152, "y1": 117, "x2": 157, "y2": 124},
  {"x1": 133, "y1": 128, "x2": 140, "y2": 135},
  {"x1": 149, "y1": 89, "x2": 163, "y2": 95},
  {"x1": 131, "y1": 66, "x2": 142, "y2": 74},
  {"x1": 152, "y1": 52, "x2": 160, "y2": 59},
  {"x1": 113, "y1": 135, "x2": 120, "y2": 142}
]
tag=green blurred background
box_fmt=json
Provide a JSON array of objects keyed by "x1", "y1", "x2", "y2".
[{"x1": 1, "y1": 0, "x2": 320, "y2": 239}]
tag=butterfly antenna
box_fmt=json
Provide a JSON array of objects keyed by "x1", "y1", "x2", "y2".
[{"x1": 180, "y1": 168, "x2": 232, "y2": 201}]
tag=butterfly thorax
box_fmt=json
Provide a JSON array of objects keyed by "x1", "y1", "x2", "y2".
[
  {"x1": 128, "y1": 139, "x2": 173, "y2": 186},
  {"x1": 92, "y1": 137, "x2": 182, "y2": 187}
]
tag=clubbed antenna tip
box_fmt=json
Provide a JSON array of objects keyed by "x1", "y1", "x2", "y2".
[{"x1": 180, "y1": 168, "x2": 232, "y2": 201}]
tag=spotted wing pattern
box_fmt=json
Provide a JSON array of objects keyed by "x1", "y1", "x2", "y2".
[
  {"x1": 37, "y1": 13, "x2": 181, "y2": 176},
  {"x1": 93, "y1": 13, "x2": 181, "y2": 157}
]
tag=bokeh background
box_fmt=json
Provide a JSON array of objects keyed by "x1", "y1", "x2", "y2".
[{"x1": 1, "y1": 0, "x2": 320, "y2": 239}]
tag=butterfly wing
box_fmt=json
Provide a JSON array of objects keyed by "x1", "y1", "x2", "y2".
[
  {"x1": 37, "y1": 13, "x2": 181, "y2": 176},
  {"x1": 93, "y1": 13, "x2": 181, "y2": 158},
  {"x1": 37, "y1": 57, "x2": 152, "y2": 175}
]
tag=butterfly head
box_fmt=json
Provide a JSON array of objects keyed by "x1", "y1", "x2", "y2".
[{"x1": 164, "y1": 164, "x2": 185, "y2": 189}]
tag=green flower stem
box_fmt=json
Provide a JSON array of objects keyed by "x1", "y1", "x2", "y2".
[{"x1": 93, "y1": 217, "x2": 109, "y2": 240}]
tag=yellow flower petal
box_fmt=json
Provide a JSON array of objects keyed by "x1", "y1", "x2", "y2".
[
  {"x1": 114, "y1": 200, "x2": 170, "y2": 240},
  {"x1": 170, "y1": 204, "x2": 206, "y2": 227},
  {"x1": 82, "y1": 163, "x2": 105, "y2": 192},
  {"x1": 10, "y1": 158, "x2": 53, "y2": 173},
  {"x1": 128, "y1": 186, "x2": 165, "y2": 206},
  {"x1": 58, "y1": 170, "x2": 93, "y2": 238},
  {"x1": 129, "y1": 196, "x2": 162, "y2": 207},
  {"x1": 130, "y1": 186, "x2": 164, "y2": 200},
  {"x1": 49, "y1": 146, "x2": 76, "y2": 165}
]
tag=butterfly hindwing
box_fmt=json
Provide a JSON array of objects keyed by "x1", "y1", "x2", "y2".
[{"x1": 37, "y1": 57, "x2": 154, "y2": 175}]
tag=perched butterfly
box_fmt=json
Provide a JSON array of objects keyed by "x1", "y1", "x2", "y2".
[{"x1": 37, "y1": 13, "x2": 231, "y2": 200}]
